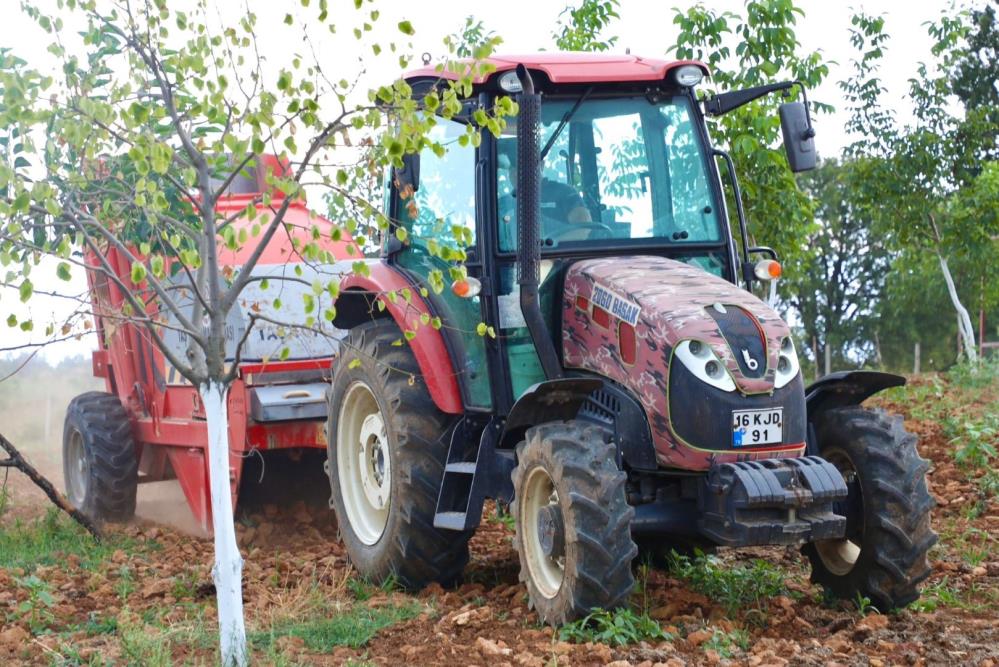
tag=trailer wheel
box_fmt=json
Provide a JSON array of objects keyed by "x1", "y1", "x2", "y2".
[
  {"x1": 63, "y1": 391, "x2": 138, "y2": 522},
  {"x1": 804, "y1": 407, "x2": 936, "y2": 611},
  {"x1": 512, "y1": 421, "x2": 637, "y2": 625},
  {"x1": 326, "y1": 320, "x2": 471, "y2": 589}
]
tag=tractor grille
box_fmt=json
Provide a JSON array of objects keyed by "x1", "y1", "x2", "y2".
[{"x1": 667, "y1": 360, "x2": 806, "y2": 451}]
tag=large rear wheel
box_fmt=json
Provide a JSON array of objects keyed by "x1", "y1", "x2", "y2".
[
  {"x1": 63, "y1": 391, "x2": 138, "y2": 522},
  {"x1": 804, "y1": 407, "x2": 936, "y2": 610},
  {"x1": 326, "y1": 320, "x2": 472, "y2": 589},
  {"x1": 512, "y1": 421, "x2": 637, "y2": 625}
]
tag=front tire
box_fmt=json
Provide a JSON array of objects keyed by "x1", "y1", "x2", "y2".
[
  {"x1": 63, "y1": 391, "x2": 138, "y2": 522},
  {"x1": 326, "y1": 320, "x2": 472, "y2": 589},
  {"x1": 512, "y1": 421, "x2": 637, "y2": 625},
  {"x1": 804, "y1": 407, "x2": 936, "y2": 610}
]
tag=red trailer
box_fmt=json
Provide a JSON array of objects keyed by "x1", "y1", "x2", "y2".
[{"x1": 64, "y1": 156, "x2": 357, "y2": 532}]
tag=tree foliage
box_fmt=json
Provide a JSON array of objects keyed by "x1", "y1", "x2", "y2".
[
  {"x1": 670, "y1": 0, "x2": 832, "y2": 265},
  {"x1": 841, "y1": 8, "x2": 999, "y2": 361},
  {"x1": 783, "y1": 159, "x2": 891, "y2": 370},
  {"x1": 553, "y1": 0, "x2": 621, "y2": 52}
]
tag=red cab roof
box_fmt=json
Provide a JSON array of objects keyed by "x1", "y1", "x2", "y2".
[{"x1": 404, "y1": 52, "x2": 709, "y2": 86}]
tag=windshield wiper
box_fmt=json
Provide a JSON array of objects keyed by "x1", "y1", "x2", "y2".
[{"x1": 540, "y1": 86, "x2": 593, "y2": 161}]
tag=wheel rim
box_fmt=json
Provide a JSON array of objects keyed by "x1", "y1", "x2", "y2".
[
  {"x1": 815, "y1": 448, "x2": 864, "y2": 576},
  {"x1": 337, "y1": 381, "x2": 391, "y2": 546},
  {"x1": 66, "y1": 429, "x2": 89, "y2": 508},
  {"x1": 520, "y1": 465, "x2": 564, "y2": 599}
]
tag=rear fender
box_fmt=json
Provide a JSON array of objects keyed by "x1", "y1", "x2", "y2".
[
  {"x1": 334, "y1": 263, "x2": 462, "y2": 414},
  {"x1": 805, "y1": 371, "x2": 905, "y2": 453}
]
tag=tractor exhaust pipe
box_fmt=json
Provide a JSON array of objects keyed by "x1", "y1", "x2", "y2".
[{"x1": 515, "y1": 65, "x2": 563, "y2": 380}]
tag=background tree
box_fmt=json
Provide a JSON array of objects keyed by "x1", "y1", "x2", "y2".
[
  {"x1": 0, "y1": 1, "x2": 510, "y2": 664},
  {"x1": 553, "y1": 0, "x2": 621, "y2": 52},
  {"x1": 670, "y1": 0, "x2": 832, "y2": 267},
  {"x1": 841, "y1": 9, "x2": 999, "y2": 362},
  {"x1": 784, "y1": 158, "x2": 891, "y2": 372}
]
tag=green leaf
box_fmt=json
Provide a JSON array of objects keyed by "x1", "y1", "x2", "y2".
[
  {"x1": 18, "y1": 280, "x2": 33, "y2": 302},
  {"x1": 130, "y1": 262, "x2": 147, "y2": 284},
  {"x1": 56, "y1": 262, "x2": 72, "y2": 281},
  {"x1": 397, "y1": 20, "x2": 415, "y2": 36}
]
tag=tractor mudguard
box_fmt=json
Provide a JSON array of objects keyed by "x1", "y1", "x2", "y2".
[
  {"x1": 500, "y1": 378, "x2": 604, "y2": 448},
  {"x1": 805, "y1": 371, "x2": 905, "y2": 417},
  {"x1": 333, "y1": 262, "x2": 462, "y2": 414},
  {"x1": 804, "y1": 371, "x2": 905, "y2": 455}
]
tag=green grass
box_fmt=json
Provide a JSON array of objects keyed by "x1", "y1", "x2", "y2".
[
  {"x1": 0, "y1": 508, "x2": 139, "y2": 572},
  {"x1": 249, "y1": 602, "x2": 422, "y2": 652},
  {"x1": 667, "y1": 551, "x2": 794, "y2": 615},
  {"x1": 702, "y1": 628, "x2": 750, "y2": 658},
  {"x1": 559, "y1": 607, "x2": 672, "y2": 647}
]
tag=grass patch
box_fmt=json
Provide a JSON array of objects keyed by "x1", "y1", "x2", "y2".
[
  {"x1": 559, "y1": 608, "x2": 671, "y2": 647},
  {"x1": 0, "y1": 508, "x2": 139, "y2": 572},
  {"x1": 667, "y1": 551, "x2": 794, "y2": 615},
  {"x1": 250, "y1": 602, "x2": 421, "y2": 652},
  {"x1": 703, "y1": 628, "x2": 750, "y2": 658}
]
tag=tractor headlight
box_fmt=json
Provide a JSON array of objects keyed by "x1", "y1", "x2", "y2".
[
  {"x1": 774, "y1": 336, "x2": 800, "y2": 389},
  {"x1": 675, "y1": 340, "x2": 736, "y2": 393}
]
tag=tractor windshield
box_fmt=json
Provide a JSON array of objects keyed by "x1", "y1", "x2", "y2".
[{"x1": 497, "y1": 94, "x2": 722, "y2": 251}]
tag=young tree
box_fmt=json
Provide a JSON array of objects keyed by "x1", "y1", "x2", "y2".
[
  {"x1": 841, "y1": 9, "x2": 999, "y2": 361},
  {"x1": 0, "y1": 2, "x2": 509, "y2": 664}
]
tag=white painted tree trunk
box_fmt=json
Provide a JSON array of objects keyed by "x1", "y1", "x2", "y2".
[
  {"x1": 937, "y1": 253, "x2": 978, "y2": 363},
  {"x1": 200, "y1": 380, "x2": 248, "y2": 667}
]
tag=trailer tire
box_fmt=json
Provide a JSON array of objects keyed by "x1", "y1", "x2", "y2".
[
  {"x1": 804, "y1": 407, "x2": 936, "y2": 611},
  {"x1": 63, "y1": 391, "x2": 138, "y2": 522},
  {"x1": 512, "y1": 421, "x2": 637, "y2": 625},
  {"x1": 326, "y1": 320, "x2": 471, "y2": 589}
]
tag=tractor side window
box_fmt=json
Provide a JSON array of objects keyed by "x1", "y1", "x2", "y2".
[
  {"x1": 393, "y1": 118, "x2": 492, "y2": 409},
  {"x1": 397, "y1": 120, "x2": 476, "y2": 253}
]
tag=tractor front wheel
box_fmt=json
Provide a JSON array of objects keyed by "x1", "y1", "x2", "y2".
[
  {"x1": 512, "y1": 421, "x2": 637, "y2": 625},
  {"x1": 804, "y1": 407, "x2": 936, "y2": 611},
  {"x1": 63, "y1": 391, "x2": 138, "y2": 522},
  {"x1": 326, "y1": 320, "x2": 472, "y2": 589}
]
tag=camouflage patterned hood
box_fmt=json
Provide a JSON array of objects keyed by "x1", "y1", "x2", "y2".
[{"x1": 563, "y1": 255, "x2": 790, "y2": 395}]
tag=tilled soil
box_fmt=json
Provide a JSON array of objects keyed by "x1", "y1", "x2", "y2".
[{"x1": 1, "y1": 376, "x2": 997, "y2": 666}]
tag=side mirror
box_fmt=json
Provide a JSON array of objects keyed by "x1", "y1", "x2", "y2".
[
  {"x1": 394, "y1": 152, "x2": 420, "y2": 192},
  {"x1": 779, "y1": 101, "x2": 816, "y2": 172}
]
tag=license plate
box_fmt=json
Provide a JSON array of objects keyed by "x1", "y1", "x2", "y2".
[{"x1": 732, "y1": 408, "x2": 783, "y2": 447}]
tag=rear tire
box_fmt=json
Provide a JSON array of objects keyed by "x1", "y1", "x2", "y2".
[
  {"x1": 512, "y1": 421, "x2": 637, "y2": 625},
  {"x1": 63, "y1": 391, "x2": 138, "y2": 522},
  {"x1": 326, "y1": 320, "x2": 472, "y2": 589},
  {"x1": 804, "y1": 407, "x2": 936, "y2": 611}
]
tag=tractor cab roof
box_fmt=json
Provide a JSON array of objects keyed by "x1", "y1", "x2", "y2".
[{"x1": 404, "y1": 52, "x2": 709, "y2": 92}]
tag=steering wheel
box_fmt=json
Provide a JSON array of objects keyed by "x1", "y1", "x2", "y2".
[{"x1": 546, "y1": 219, "x2": 615, "y2": 242}]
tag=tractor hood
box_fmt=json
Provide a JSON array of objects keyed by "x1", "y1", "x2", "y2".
[
  {"x1": 563, "y1": 256, "x2": 793, "y2": 394},
  {"x1": 562, "y1": 255, "x2": 806, "y2": 470}
]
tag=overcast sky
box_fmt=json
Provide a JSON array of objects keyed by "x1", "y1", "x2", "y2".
[{"x1": 0, "y1": 0, "x2": 971, "y2": 363}]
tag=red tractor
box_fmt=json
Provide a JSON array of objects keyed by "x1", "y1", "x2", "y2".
[{"x1": 65, "y1": 53, "x2": 935, "y2": 625}]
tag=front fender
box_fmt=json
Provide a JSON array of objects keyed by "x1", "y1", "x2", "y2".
[{"x1": 805, "y1": 370, "x2": 905, "y2": 418}]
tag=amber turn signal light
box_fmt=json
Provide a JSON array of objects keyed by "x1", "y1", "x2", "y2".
[
  {"x1": 753, "y1": 259, "x2": 782, "y2": 281},
  {"x1": 451, "y1": 277, "x2": 482, "y2": 298}
]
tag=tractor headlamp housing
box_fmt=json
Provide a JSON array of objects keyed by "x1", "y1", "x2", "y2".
[
  {"x1": 497, "y1": 70, "x2": 523, "y2": 93},
  {"x1": 671, "y1": 65, "x2": 704, "y2": 88},
  {"x1": 774, "y1": 336, "x2": 800, "y2": 389},
  {"x1": 675, "y1": 339, "x2": 736, "y2": 393}
]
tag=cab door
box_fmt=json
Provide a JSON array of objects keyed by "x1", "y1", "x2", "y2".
[{"x1": 388, "y1": 117, "x2": 493, "y2": 410}]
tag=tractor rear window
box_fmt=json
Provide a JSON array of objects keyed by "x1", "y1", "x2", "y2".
[{"x1": 497, "y1": 95, "x2": 722, "y2": 251}]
